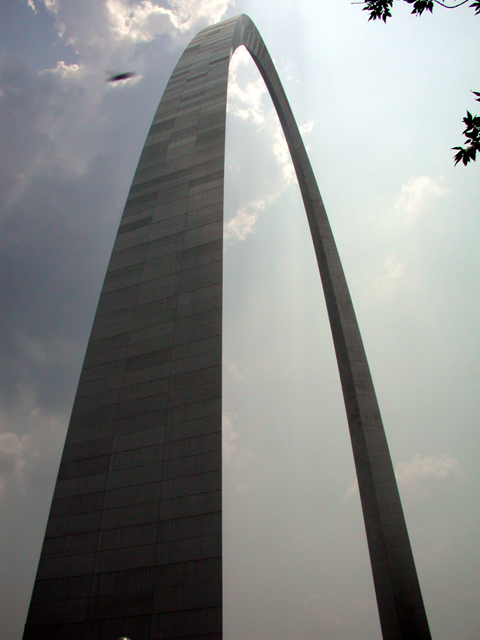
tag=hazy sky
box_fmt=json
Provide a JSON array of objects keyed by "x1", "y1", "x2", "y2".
[{"x1": 1, "y1": 1, "x2": 479, "y2": 639}]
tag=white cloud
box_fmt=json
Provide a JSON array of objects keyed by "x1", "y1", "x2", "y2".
[
  {"x1": 272, "y1": 123, "x2": 295, "y2": 185},
  {"x1": 395, "y1": 175, "x2": 449, "y2": 224},
  {"x1": 224, "y1": 200, "x2": 266, "y2": 244},
  {"x1": 226, "y1": 47, "x2": 314, "y2": 246},
  {"x1": 228, "y1": 47, "x2": 267, "y2": 126},
  {"x1": 344, "y1": 453, "x2": 459, "y2": 502},
  {"x1": 300, "y1": 119, "x2": 315, "y2": 135},
  {"x1": 0, "y1": 431, "x2": 37, "y2": 496},
  {"x1": 228, "y1": 47, "x2": 297, "y2": 186},
  {"x1": 27, "y1": 0, "x2": 233, "y2": 81},
  {"x1": 107, "y1": 0, "x2": 180, "y2": 41},
  {"x1": 344, "y1": 477, "x2": 358, "y2": 502},
  {"x1": 43, "y1": 60, "x2": 82, "y2": 79},
  {"x1": 224, "y1": 358, "x2": 244, "y2": 382},
  {"x1": 107, "y1": 0, "x2": 233, "y2": 42},
  {"x1": 373, "y1": 255, "x2": 405, "y2": 294},
  {"x1": 222, "y1": 411, "x2": 256, "y2": 492},
  {"x1": 384, "y1": 255, "x2": 404, "y2": 280},
  {"x1": 395, "y1": 453, "x2": 459, "y2": 498},
  {"x1": 42, "y1": 0, "x2": 59, "y2": 14},
  {"x1": 27, "y1": 0, "x2": 37, "y2": 12},
  {"x1": 0, "y1": 433, "x2": 29, "y2": 475},
  {"x1": 222, "y1": 411, "x2": 239, "y2": 461}
]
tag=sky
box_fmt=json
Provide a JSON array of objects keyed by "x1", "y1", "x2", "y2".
[{"x1": 0, "y1": 1, "x2": 479, "y2": 639}]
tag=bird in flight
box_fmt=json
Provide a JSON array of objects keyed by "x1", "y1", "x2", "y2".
[{"x1": 106, "y1": 71, "x2": 137, "y2": 83}]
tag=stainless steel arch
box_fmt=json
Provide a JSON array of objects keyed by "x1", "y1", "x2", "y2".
[{"x1": 23, "y1": 14, "x2": 431, "y2": 640}]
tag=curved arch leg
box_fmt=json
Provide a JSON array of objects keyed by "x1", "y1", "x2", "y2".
[{"x1": 23, "y1": 14, "x2": 431, "y2": 640}]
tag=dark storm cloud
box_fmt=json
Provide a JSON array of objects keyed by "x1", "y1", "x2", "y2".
[
  {"x1": 0, "y1": 53, "x2": 54, "y2": 211},
  {"x1": 0, "y1": 54, "x2": 116, "y2": 417},
  {"x1": 0, "y1": 44, "x2": 170, "y2": 421},
  {"x1": 0, "y1": 166, "x2": 119, "y2": 415}
]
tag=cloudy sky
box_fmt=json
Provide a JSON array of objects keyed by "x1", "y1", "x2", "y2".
[{"x1": 1, "y1": 1, "x2": 479, "y2": 639}]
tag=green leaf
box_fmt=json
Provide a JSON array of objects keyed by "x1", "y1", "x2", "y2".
[
  {"x1": 405, "y1": 0, "x2": 434, "y2": 16},
  {"x1": 452, "y1": 145, "x2": 477, "y2": 166},
  {"x1": 470, "y1": 0, "x2": 480, "y2": 16},
  {"x1": 363, "y1": 0, "x2": 393, "y2": 22}
]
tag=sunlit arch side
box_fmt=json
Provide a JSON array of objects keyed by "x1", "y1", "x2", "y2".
[{"x1": 23, "y1": 14, "x2": 431, "y2": 640}]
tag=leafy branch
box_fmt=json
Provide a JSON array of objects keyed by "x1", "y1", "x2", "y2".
[
  {"x1": 452, "y1": 93, "x2": 480, "y2": 165},
  {"x1": 357, "y1": 0, "x2": 479, "y2": 164},
  {"x1": 360, "y1": 0, "x2": 480, "y2": 22}
]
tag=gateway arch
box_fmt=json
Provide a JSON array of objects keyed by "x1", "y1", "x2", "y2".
[{"x1": 23, "y1": 14, "x2": 431, "y2": 640}]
